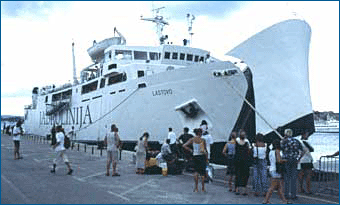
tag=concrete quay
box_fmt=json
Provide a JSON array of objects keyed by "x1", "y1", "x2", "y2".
[{"x1": 1, "y1": 134, "x2": 338, "y2": 204}]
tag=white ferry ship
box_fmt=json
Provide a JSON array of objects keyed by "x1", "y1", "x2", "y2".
[
  {"x1": 315, "y1": 120, "x2": 339, "y2": 133},
  {"x1": 23, "y1": 10, "x2": 315, "y2": 163}
]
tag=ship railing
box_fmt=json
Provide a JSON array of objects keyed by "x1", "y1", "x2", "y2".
[
  {"x1": 22, "y1": 133, "x2": 122, "y2": 160},
  {"x1": 314, "y1": 156, "x2": 339, "y2": 195}
]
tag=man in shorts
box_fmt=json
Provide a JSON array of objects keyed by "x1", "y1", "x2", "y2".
[
  {"x1": 104, "y1": 124, "x2": 121, "y2": 176},
  {"x1": 12, "y1": 120, "x2": 24, "y2": 160},
  {"x1": 50, "y1": 125, "x2": 73, "y2": 175}
]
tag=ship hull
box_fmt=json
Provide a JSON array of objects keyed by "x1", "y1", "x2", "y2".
[
  {"x1": 227, "y1": 19, "x2": 315, "y2": 139},
  {"x1": 24, "y1": 62, "x2": 248, "y2": 147}
]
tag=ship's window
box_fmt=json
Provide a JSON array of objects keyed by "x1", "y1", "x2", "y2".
[
  {"x1": 108, "y1": 64, "x2": 117, "y2": 70},
  {"x1": 105, "y1": 51, "x2": 112, "y2": 62},
  {"x1": 62, "y1": 89, "x2": 72, "y2": 100},
  {"x1": 137, "y1": 71, "x2": 144, "y2": 78},
  {"x1": 172, "y1": 52, "x2": 178, "y2": 60},
  {"x1": 150, "y1": 52, "x2": 160, "y2": 60},
  {"x1": 164, "y1": 52, "x2": 170, "y2": 59},
  {"x1": 180, "y1": 53, "x2": 185, "y2": 60},
  {"x1": 114, "y1": 50, "x2": 132, "y2": 60},
  {"x1": 45, "y1": 96, "x2": 48, "y2": 103},
  {"x1": 108, "y1": 73, "x2": 127, "y2": 86},
  {"x1": 81, "y1": 81, "x2": 98, "y2": 94},
  {"x1": 194, "y1": 55, "x2": 199, "y2": 62},
  {"x1": 100, "y1": 78, "x2": 106, "y2": 88},
  {"x1": 52, "y1": 93, "x2": 62, "y2": 102},
  {"x1": 134, "y1": 51, "x2": 147, "y2": 60},
  {"x1": 200, "y1": 56, "x2": 204, "y2": 62},
  {"x1": 187, "y1": 54, "x2": 193, "y2": 61}
]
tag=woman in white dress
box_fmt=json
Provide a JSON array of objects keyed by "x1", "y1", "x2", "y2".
[{"x1": 135, "y1": 132, "x2": 149, "y2": 174}]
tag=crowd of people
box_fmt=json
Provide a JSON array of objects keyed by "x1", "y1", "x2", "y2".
[
  {"x1": 8, "y1": 118, "x2": 321, "y2": 203},
  {"x1": 221, "y1": 128, "x2": 315, "y2": 204}
]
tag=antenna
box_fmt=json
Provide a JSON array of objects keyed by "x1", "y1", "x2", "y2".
[
  {"x1": 187, "y1": 13, "x2": 195, "y2": 46},
  {"x1": 141, "y1": 6, "x2": 169, "y2": 45},
  {"x1": 72, "y1": 40, "x2": 78, "y2": 85}
]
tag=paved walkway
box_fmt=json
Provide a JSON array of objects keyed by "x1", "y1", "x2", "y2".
[{"x1": 1, "y1": 134, "x2": 338, "y2": 204}]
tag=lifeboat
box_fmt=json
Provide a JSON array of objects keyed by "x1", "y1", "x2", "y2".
[{"x1": 87, "y1": 37, "x2": 125, "y2": 62}]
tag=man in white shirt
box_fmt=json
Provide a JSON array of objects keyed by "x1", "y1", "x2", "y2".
[
  {"x1": 104, "y1": 124, "x2": 121, "y2": 176},
  {"x1": 202, "y1": 133, "x2": 214, "y2": 161},
  {"x1": 50, "y1": 125, "x2": 73, "y2": 175},
  {"x1": 12, "y1": 120, "x2": 24, "y2": 160},
  {"x1": 200, "y1": 120, "x2": 214, "y2": 161},
  {"x1": 167, "y1": 127, "x2": 177, "y2": 154},
  {"x1": 68, "y1": 126, "x2": 76, "y2": 141}
]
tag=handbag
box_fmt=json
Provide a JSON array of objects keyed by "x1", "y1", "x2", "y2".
[
  {"x1": 275, "y1": 152, "x2": 286, "y2": 174},
  {"x1": 249, "y1": 144, "x2": 259, "y2": 167}
]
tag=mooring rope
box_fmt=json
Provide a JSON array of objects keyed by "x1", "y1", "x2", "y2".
[
  {"x1": 76, "y1": 87, "x2": 140, "y2": 133},
  {"x1": 224, "y1": 77, "x2": 284, "y2": 139}
]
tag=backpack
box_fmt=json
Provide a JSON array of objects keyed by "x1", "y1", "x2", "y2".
[
  {"x1": 51, "y1": 128, "x2": 56, "y2": 145},
  {"x1": 51, "y1": 134, "x2": 57, "y2": 146},
  {"x1": 64, "y1": 135, "x2": 71, "y2": 149}
]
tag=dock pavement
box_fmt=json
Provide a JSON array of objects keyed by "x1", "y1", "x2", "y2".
[{"x1": 1, "y1": 134, "x2": 338, "y2": 204}]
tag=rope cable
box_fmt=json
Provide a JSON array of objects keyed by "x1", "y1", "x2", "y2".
[
  {"x1": 76, "y1": 87, "x2": 140, "y2": 133},
  {"x1": 224, "y1": 77, "x2": 284, "y2": 139}
]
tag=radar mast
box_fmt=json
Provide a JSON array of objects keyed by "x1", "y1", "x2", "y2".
[
  {"x1": 187, "y1": 13, "x2": 195, "y2": 46},
  {"x1": 141, "y1": 7, "x2": 169, "y2": 45}
]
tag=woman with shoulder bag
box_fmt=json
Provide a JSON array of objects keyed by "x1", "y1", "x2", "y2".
[
  {"x1": 253, "y1": 133, "x2": 268, "y2": 197},
  {"x1": 234, "y1": 130, "x2": 251, "y2": 195},
  {"x1": 263, "y1": 140, "x2": 291, "y2": 204},
  {"x1": 183, "y1": 128, "x2": 208, "y2": 192},
  {"x1": 297, "y1": 132, "x2": 314, "y2": 195},
  {"x1": 222, "y1": 131, "x2": 237, "y2": 192}
]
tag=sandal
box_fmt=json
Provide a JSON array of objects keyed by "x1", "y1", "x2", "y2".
[
  {"x1": 262, "y1": 201, "x2": 271, "y2": 204},
  {"x1": 112, "y1": 173, "x2": 120, "y2": 176},
  {"x1": 193, "y1": 189, "x2": 198, "y2": 192}
]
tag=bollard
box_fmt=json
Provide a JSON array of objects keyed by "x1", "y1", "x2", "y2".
[
  {"x1": 92, "y1": 146, "x2": 94, "y2": 155},
  {"x1": 78, "y1": 144, "x2": 80, "y2": 151},
  {"x1": 100, "y1": 147, "x2": 102, "y2": 156},
  {"x1": 71, "y1": 142, "x2": 74, "y2": 150},
  {"x1": 85, "y1": 144, "x2": 86, "y2": 152}
]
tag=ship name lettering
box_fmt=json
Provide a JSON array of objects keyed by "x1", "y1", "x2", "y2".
[
  {"x1": 152, "y1": 89, "x2": 173, "y2": 96},
  {"x1": 39, "y1": 105, "x2": 92, "y2": 127}
]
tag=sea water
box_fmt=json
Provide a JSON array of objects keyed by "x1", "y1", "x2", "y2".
[
  {"x1": 308, "y1": 132, "x2": 339, "y2": 161},
  {"x1": 307, "y1": 132, "x2": 339, "y2": 173}
]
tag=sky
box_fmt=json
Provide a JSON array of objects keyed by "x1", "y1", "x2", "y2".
[{"x1": 1, "y1": 1, "x2": 339, "y2": 116}]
